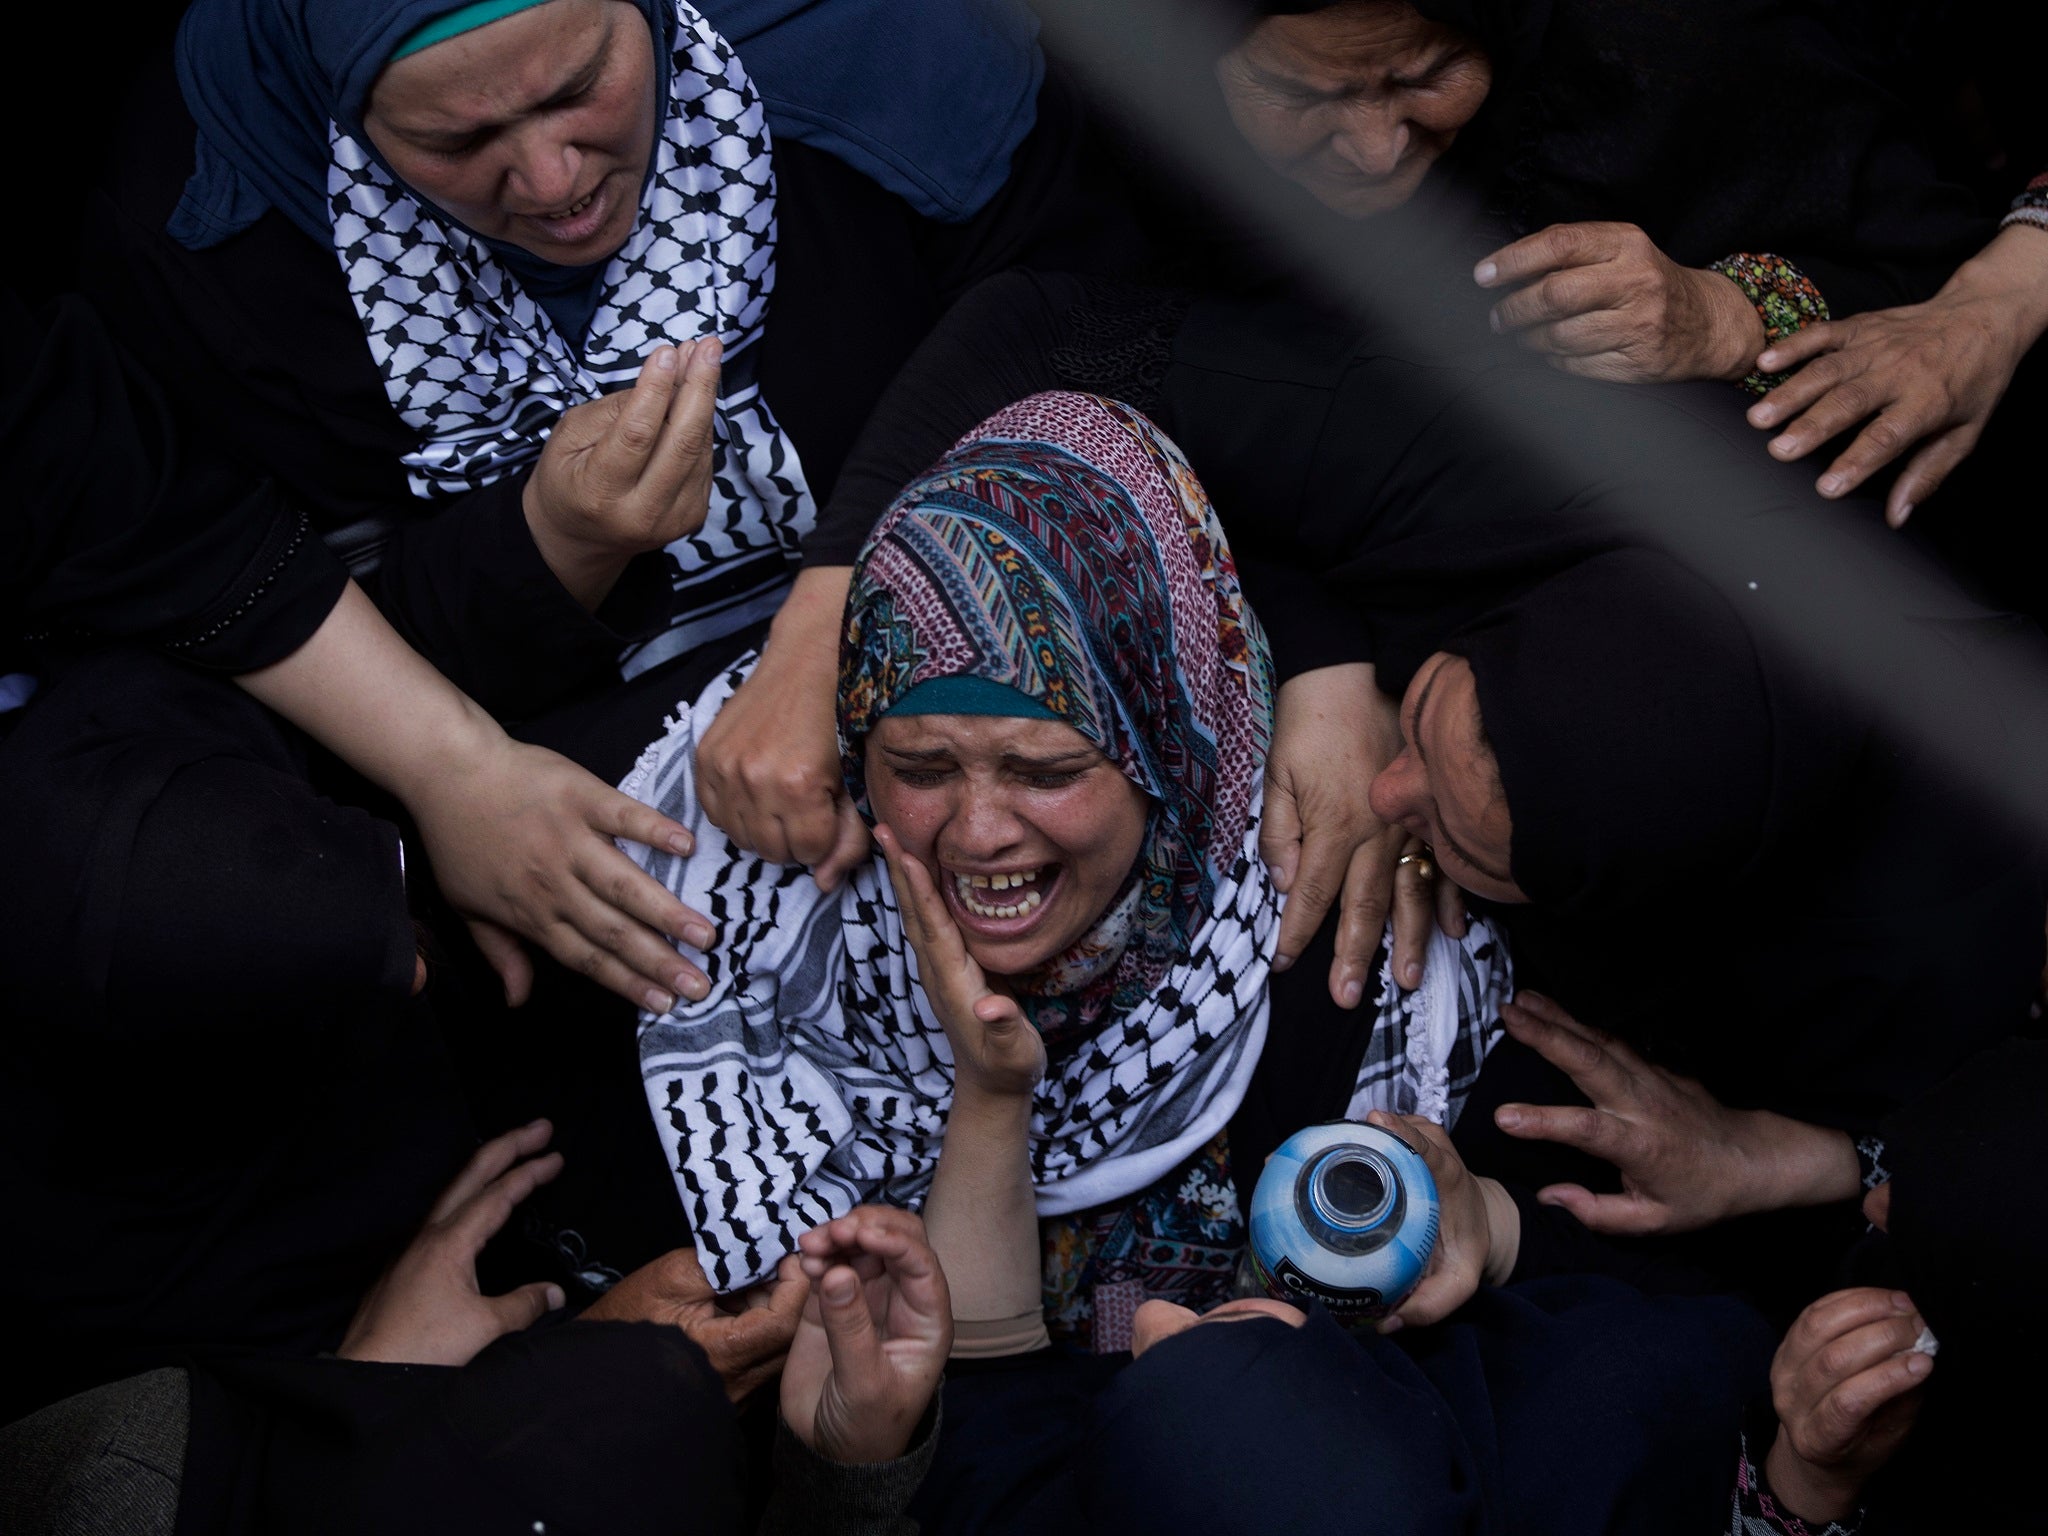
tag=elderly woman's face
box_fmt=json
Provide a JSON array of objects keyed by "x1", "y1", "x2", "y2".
[
  {"x1": 1367, "y1": 652, "x2": 1527, "y2": 903},
  {"x1": 363, "y1": 0, "x2": 657, "y2": 265},
  {"x1": 1217, "y1": 1, "x2": 1491, "y2": 218},
  {"x1": 866, "y1": 713, "x2": 1152, "y2": 982}
]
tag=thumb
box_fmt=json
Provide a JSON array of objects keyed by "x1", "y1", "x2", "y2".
[
  {"x1": 489, "y1": 1280, "x2": 566, "y2": 1337},
  {"x1": 468, "y1": 918, "x2": 534, "y2": 1007},
  {"x1": 818, "y1": 1264, "x2": 886, "y2": 1384},
  {"x1": 1258, "y1": 768, "x2": 1304, "y2": 892},
  {"x1": 813, "y1": 796, "x2": 872, "y2": 894}
]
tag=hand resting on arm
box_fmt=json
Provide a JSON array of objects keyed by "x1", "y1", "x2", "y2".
[
  {"x1": 1748, "y1": 223, "x2": 2048, "y2": 526},
  {"x1": 1264, "y1": 663, "x2": 1467, "y2": 1008},
  {"x1": 236, "y1": 582, "x2": 718, "y2": 1013}
]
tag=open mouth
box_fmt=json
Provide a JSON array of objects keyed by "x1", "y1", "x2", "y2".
[
  {"x1": 542, "y1": 189, "x2": 598, "y2": 223},
  {"x1": 953, "y1": 867, "x2": 1049, "y2": 920}
]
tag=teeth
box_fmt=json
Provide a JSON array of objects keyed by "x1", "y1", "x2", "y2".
[
  {"x1": 548, "y1": 193, "x2": 595, "y2": 220},
  {"x1": 954, "y1": 870, "x2": 1046, "y2": 918}
]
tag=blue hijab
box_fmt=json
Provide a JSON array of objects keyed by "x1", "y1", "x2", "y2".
[
  {"x1": 172, "y1": 0, "x2": 1039, "y2": 256},
  {"x1": 172, "y1": 0, "x2": 670, "y2": 250}
]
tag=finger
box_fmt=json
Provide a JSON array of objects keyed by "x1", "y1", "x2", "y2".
[
  {"x1": 1807, "y1": 403, "x2": 1939, "y2": 500},
  {"x1": 1487, "y1": 268, "x2": 1611, "y2": 335},
  {"x1": 1492, "y1": 1102, "x2": 1627, "y2": 1160},
  {"x1": 1754, "y1": 319, "x2": 1848, "y2": 374},
  {"x1": 1388, "y1": 845, "x2": 1435, "y2": 991},
  {"x1": 642, "y1": 336, "x2": 722, "y2": 503},
  {"x1": 1885, "y1": 423, "x2": 1980, "y2": 528},
  {"x1": 1808, "y1": 1311, "x2": 1931, "y2": 1389},
  {"x1": 589, "y1": 784, "x2": 695, "y2": 860},
  {"x1": 1498, "y1": 1007, "x2": 1632, "y2": 1102},
  {"x1": 447, "y1": 1149, "x2": 565, "y2": 1251},
  {"x1": 467, "y1": 918, "x2": 534, "y2": 1008},
  {"x1": 816, "y1": 1262, "x2": 887, "y2": 1380},
  {"x1": 1815, "y1": 1349, "x2": 1932, "y2": 1437},
  {"x1": 1259, "y1": 768, "x2": 1305, "y2": 897},
  {"x1": 546, "y1": 923, "x2": 684, "y2": 1015},
  {"x1": 1784, "y1": 1288, "x2": 1919, "y2": 1359},
  {"x1": 567, "y1": 840, "x2": 717, "y2": 960},
  {"x1": 875, "y1": 825, "x2": 960, "y2": 966},
  {"x1": 1745, "y1": 348, "x2": 1854, "y2": 429},
  {"x1": 1764, "y1": 377, "x2": 1896, "y2": 469},
  {"x1": 487, "y1": 1280, "x2": 568, "y2": 1337},
  {"x1": 811, "y1": 797, "x2": 872, "y2": 894},
  {"x1": 428, "y1": 1119, "x2": 556, "y2": 1222},
  {"x1": 1472, "y1": 222, "x2": 1617, "y2": 288},
  {"x1": 601, "y1": 346, "x2": 684, "y2": 488},
  {"x1": 1530, "y1": 1182, "x2": 1668, "y2": 1236},
  {"x1": 1272, "y1": 805, "x2": 1352, "y2": 971},
  {"x1": 1434, "y1": 870, "x2": 1467, "y2": 939},
  {"x1": 1387, "y1": 1249, "x2": 1479, "y2": 1329}
]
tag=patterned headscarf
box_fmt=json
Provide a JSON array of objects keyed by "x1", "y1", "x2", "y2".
[{"x1": 838, "y1": 392, "x2": 1274, "y2": 1029}]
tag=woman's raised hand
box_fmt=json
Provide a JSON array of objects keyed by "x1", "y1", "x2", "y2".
[
  {"x1": 1263, "y1": 664, "x2": 1465, "y2": 1009},
  {"x1": 696, "y1": 565, "x2": 870, "y2": 889},
  {"x1": 1747, "y1": 225, "x2": 2048, "y2": 526},
  {"x1": 876, "y1": 823, "x2": 1045, "y2": 1098},
  {"x1": 339, "y1": 1119, "x2": 567, "y2": 1366},
  {"x1": 1367, "y1": 1110, "x2": 1519, "y2": 1331},
  {"x1": 1476, "y1": 222, "x2": 1765, "y2": 383},
  {"x1": 1490, "y1": 992, "x2": 1860, "y2": 1234},
  {"x1": 523, "y1": 338, "x2": 722, "y2": 610},
  {"x1": 1764, "y1": 1287, "x2": 1932, "y2": 1523},
  {"x1": 781, "y1": 1206, "x2": 953, "y2": 1464}
]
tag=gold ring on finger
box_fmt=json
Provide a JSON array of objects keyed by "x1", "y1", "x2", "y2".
[{"x1": 1398, "y1": 851, "x2": 1436, "y2": 882}]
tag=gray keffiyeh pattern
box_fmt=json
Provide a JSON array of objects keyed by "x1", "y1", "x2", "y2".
[{"x1": 325, "y1": 0, "x2": 812, "y2": 674}]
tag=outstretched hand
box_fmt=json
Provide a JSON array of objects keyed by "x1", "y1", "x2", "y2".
[
  {"x1": 1490, "y1": 992, "x2": 1859, "y2": 1234},
  {"x1": 1476, "y1": 221, "x2": 1764, "y2": 383},
  {"x1": 524, "y1": 338, "x2": 722, "y2": 609},
  {"x1": 405, "y1": 733, "x2": 717, "y2": 1015},
  {"x1": 781, "y1": 1206, "x2": 953, "y2": 1464},
  {"x1": 876, "y1": 824, "x2": 1045, "y2": 1098},
  {"x1": 583, "y1": 1246, "x2": 809, "y2": 1403},
  {"x1": 1262, "y1": 664, "x2": 1465, "y2": 1008},
  {"x1": 339, "y1": 1119, "x2": 567, "y2": 1366},
  {"x1": 1748, "y1": 224, "x2": 2048, "y2": 526},
  {"x1": 1765, "y1": 1287, "x2": 1932, "y2": 1523}
]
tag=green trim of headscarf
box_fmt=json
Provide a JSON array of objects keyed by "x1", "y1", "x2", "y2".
[
  {"x1": 390, "y1": 0, "x2": 556, "y2": 60},
  {"x1": 883, "y1": 676, "x2": 1061, "y2": 722}
]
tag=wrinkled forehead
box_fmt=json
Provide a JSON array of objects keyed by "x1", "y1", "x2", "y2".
[{"x1": 867, "y1": 711, "x2": 1111, "y2": 768}]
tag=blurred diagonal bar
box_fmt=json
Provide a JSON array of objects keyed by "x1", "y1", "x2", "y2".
[{"x1": 1038, "y1": 0, "x2": 2048, "y2": 836}]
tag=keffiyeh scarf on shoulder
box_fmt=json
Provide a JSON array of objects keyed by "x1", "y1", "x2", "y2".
[
  {"x1": 623, "y1": 394, "x2": 1505, "y2": 1291},
  {"x1": 175, "y1": 0, "x2": 811, "y2": 677}
]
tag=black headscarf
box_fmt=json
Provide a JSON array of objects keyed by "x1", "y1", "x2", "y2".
[{"x1": 1449, "y1": 549, "x2": 1788, "y2": 914}]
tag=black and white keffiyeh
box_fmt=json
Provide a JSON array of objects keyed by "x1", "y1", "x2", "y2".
[
  {"x1": 620, "y1": 655, "x2": 1510, "y2": 1293},
  {"x1": 326, "y1": 0, "x2": 812, "y2": 674}
]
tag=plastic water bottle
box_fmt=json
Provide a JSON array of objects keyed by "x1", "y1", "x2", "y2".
[{"x1": 1232, "y1": 1120, "x2": 1440, "y2": 1321}]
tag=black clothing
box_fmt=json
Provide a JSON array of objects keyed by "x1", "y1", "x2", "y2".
[
  {"x1": 2, "y1": 292, "x2": 343, "y2": 683},
  {"x1": 82, "y1": 55, "x2": 1143, "y2": 719},
  {"x1": 915, "y1": 1277, "x2": 1770, "y2": 1536}
]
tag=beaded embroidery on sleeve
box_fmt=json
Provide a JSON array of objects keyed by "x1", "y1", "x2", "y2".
[{"x1": 1709, "y1": 253, "x2": 1830, "y2": 396}]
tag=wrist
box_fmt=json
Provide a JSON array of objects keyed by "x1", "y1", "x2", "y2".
[
  {"x1": 1697, "y1": 266, "x2": 1771, "y2": 383},
  {"x1": 522, "y1": 482, "x2": 631, "y2": 610},
  {"x1": 1709, "y1": 254, "x2": 1829, "y2": 392},
  {"x1": 1953, "y1": 225, "x2": 2048, "y2": 345},
  {"x1": 1738, "y1": 1114, "x2": 1860, "y2": 1216},
  {"x1": 1477, "y1": 1177, "x2": 1521, "y2": 1285},
  {"x1": 1764, "y1": 1429, "x2": 1863, "y2": 1525}
]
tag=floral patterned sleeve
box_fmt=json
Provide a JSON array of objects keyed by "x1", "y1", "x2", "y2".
[
  {"x1": 2001, "y1": 172, "x2": 2048, "y2": 234},
  {"x1": 1708, "y1": 253, "x2": 1831, "y2": 396},
  {"x1": 1729, "y1": 1420, "x2": 1864, "y2": 1536}
]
